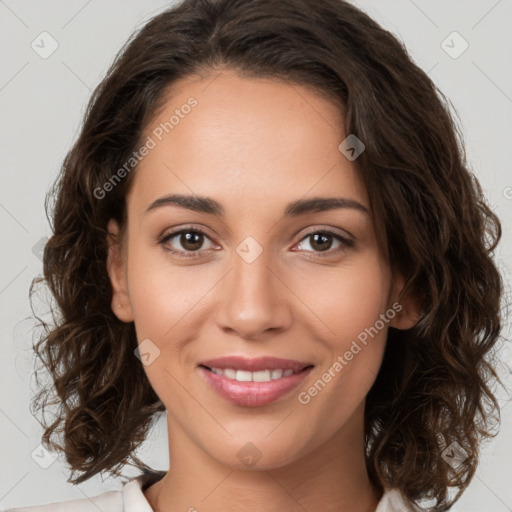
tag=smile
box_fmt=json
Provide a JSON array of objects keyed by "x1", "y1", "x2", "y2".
[
  {"x1": 205, "y1": 367, "x2": 300, "y2": 382},
  {"x1": 197, "y1": 361, "x2": 314, "y2": 407}
]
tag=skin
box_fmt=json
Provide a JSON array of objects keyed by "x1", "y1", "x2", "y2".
[{"x1": 107, "y1": 69, "x2": 419, "y2": 512}]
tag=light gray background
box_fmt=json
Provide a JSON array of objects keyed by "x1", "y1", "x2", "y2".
[{"x1": 1, "y1": 0, "x2": 511, "y2": 510}]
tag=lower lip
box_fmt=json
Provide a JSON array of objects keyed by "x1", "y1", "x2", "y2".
[{"x1": 198, "y1": 366, "x2": 314, "y2": 407}]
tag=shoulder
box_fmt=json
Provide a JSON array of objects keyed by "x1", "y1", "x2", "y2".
[
  {"x1": 376, "y1": 487, "x2": 424, "y2": 512},
  {"x1": 5, "y1": 470, "x2": 166, "y2": 512},
  {"x1": 5, "y1": 488, "x2": 123, "y2": 512}
]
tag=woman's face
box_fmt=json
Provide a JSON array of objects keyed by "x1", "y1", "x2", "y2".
[{"x1": 107, "y1": 70, "x2": 416, "y2": 469}]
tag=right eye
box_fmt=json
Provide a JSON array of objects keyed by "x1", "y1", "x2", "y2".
[{"x1": 158, "y1": 227, "x2": 216, "y2": 259}]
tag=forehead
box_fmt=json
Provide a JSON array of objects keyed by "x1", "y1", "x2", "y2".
[{"x1": 127, "y1": 71, "x2": 369, "y2": 216}]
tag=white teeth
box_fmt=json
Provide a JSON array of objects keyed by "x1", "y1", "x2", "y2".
[
  {"x1": 208, "y1": 367, "x2": 299, "y2": 382},
  {"x1": 223, "y1": 368, "x2": 236, "y2": 379},
  {"x1": 235, "y1": 370, "x2": 252, "y2": 382},
  {"x1": 270, "y1": 369, "x2": 283, "y2": 379},
  {"x1": 253, "y1": 370, "x2": 271, "y2": 382}
]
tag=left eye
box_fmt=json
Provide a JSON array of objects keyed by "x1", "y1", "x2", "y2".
[{"x1": 295, "y1": 230, "x2": 353, "y2": 256}]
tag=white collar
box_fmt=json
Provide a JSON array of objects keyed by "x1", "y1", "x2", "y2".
[
  {"x1": 122, "y1": 474, "x2": 158, "y2": 512},
  {"x1": 122, "y1": 474, "x2": 419, "y2": 512}
]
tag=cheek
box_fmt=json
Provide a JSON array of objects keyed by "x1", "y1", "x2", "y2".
[
  {"x1": 293, "y1": 253, "x2": 391, "y2": 343},
  {"x1": 126, "y1": 244, "x2": 209, "y2": 335},
  {"x1": 293, "y1": 254, "x2": 390, "y2": 406},
  {"x1": 125, "y1": 246, "x2": 202, "y2": 407}
]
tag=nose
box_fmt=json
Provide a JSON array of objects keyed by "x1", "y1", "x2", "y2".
[{"x1": 213, "y1": 243, "x2": 293, "y2": 341}]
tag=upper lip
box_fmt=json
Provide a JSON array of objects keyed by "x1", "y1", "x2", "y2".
[{"x1": 198, "y1": 356, "x2": 314, "y2": 373}]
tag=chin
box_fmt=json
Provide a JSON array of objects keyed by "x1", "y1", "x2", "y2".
[{"x1": 204, "y1": 434, "x2": 311, "y2": 471}]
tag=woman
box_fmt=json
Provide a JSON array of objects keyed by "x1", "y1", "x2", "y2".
[{"x1": 14, "y1": 0, "x2": 504, "y2": 510}]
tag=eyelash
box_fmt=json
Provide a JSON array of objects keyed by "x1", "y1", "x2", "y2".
[{"x1": 158, "y1": 225, "x2": 354, "y2": 260}]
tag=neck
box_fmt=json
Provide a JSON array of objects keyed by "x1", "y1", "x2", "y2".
[{"x1": 145, "y1": 404, "x2": 382, "y2": 512}]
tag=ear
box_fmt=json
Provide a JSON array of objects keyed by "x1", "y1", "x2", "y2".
[
  {"x1": 387, "y1": 272, "x2": 421, "y2": 330},
  {"x1": 106, "y1": 218, "x2": 134, "y2": 323}
]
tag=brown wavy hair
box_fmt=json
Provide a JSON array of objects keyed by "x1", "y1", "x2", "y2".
[{"x1": 29, "y1": 0, "x2": 505, "y2": 509}]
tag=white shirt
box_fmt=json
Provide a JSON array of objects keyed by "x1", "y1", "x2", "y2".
[{"x1": 7, "y1": 471, "x2": 421, "y2": 512}]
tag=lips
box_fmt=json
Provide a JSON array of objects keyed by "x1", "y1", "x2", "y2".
[{"x1": 197, "y1": 356, "x2": 314, "y2": 407}]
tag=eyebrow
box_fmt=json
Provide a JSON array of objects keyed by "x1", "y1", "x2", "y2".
[{"x1": 144, "y1": 194, "x2": 369, "y2": 217}]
